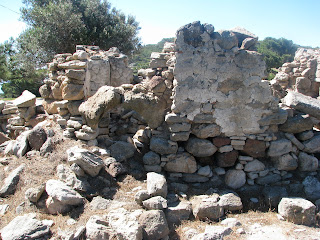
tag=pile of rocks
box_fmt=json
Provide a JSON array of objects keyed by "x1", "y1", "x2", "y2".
[{"x1": 272, "y1": 48, "x2": 320, "y2": 98}]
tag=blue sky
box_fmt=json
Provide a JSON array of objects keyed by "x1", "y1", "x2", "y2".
[{"x1": 0, "y1": 0, "x2": 319, "y2": 47}]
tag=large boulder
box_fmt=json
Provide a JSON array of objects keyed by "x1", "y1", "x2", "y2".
[
  {"x1": 224, "y1": 170, "x2": 246, "y2": 189},
  {"x1": 278, "y1": 197, "x2": 316, "y2": 226},
  {"x1": 279, "y1": 114, "x2": 315, "y2": 133},
  {"x1": 267, "y1": 139, "x2": 292, "y2": 157},
  {"x1": 79, "y1": 86, "x2": 122, "y2": 128},
  {"x1": 109, "y1": 141, "x2": 136, "y2": 162},
  {"x1": 13, "y1": 90, "x2": 36, "y2": 108},
  {"x1": 27, "y1": 125, "x2": 47, "y2": 150},
  {"x1": 150, "y1": 137, "x2": 178, "y2": 155}
]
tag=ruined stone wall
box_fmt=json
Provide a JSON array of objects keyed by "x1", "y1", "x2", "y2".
[{"x1": 272, "y1": 48, "x2": 320, "y2": 98}]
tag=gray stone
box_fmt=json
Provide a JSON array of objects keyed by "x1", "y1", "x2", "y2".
[
  {"x1": 278, "y1": 197, "x2": 316, "y2": 226},
  {"x1": 219, "y1": 191, "x2": 243, "y2": 211},
  {"x1": 217, "y1": 30, "x2": 238, "y2": 50},
  {"x1": 46, "y1": 196, "x2": 72, "y2": 215},
  {"x1": 166, "y1": 201, "x2": 192, "y2": 224},
  {"x1": 0, "y1": 164, "x2": 25, "y2": 197},
  {"x1": 279, "y1": 114, "x2": 314, "y2": 133},
  {"x1": 0, "y1": 213, "x2": 51, "y2": 240},
  {"x1": 90, "y1": 196, "x2": 111, "y2": 210},
  {"x1": 244, "y1": 159, "x2": 265, "y2": 172},
  {"x1": 25, "y1": 185, "x2": 45, "y2": 203},
  {"x1": 272, "y1": 154, "x2": 298, "y2": 171},
  {"x1": 303, "y1": 176, "x2": 320, "y2": 200},
  {"x1": 27, "y1": 125, "x2": 47, "y2": 150},
  {"x1": 303, "y1": 135, "x2": 320, "y2": 153},
  {"x1": 258, "y1": 108, "x2": 288, "y2": 126},
  {"x1": 185, "y1": 137, "x2": 217, "y2": 157},
  {"x1": 168, "y1": 123, "x2": 191, "y2": 132},
  {"x1": 268, "y1": 139, "x2": 292, "y2": 157},
  {"x1": 150, "y1": 137, "x2": 178, "y2": 155},
  {"x1": 135, "y1": 190, "x2": 150, "y2": 205},
  {"x1": 191, "y1": 124, "x2": 221, "y2": 138},
  {"x1": 107, "y1": 208, "x2": 142, "y2": 240},
  {"x1": 164, "y1": 152, "x2": 197, "y2": 173},
  {"x1": 143, "y1": 151, "x2": 161, "y2": 165},
  {"x1": 67, "y1": 146, "x2": 104, "y2": 177},
  {"x1": 13, "y1": 90, "x2": 36, "y2": 108},
  {"x1": 106, "y1": 162, "x2": 126, "y2": 177},
  {"x1": 256, "y1": 174, "x2": 281, "y2": 185},
  {"x1": 147, "y1": 172, "x2": 167, "y2": 198},
  {"x1": 142, "y1": 196, "x2": 168, "y2": 210},
  {"x1": 45, "y1": 179, "x2": 84, "y2": 205},
  {"x1": 139, "y1": 210, "x2": 169, "y2": 240},
  {"x1": 284, "y1": 133, "x2": 305, "y2": 150},
  {"x1": 283, "y1": 91, "x2": 320, "y2": 119},
  {"x1": 12, "y1": 131, "x2": 31, "y2": 158},
  {"x1": 224, "y1": 170, "x2": 246, "y2": 189},
  {"x1": 298, "y1": 152, "x2": 318, "y2": 171},
  {"x1": 86, "y1": 215, "x2": 114, "y2": 239},
  {"x1": 201, "y1": 225, "x2": 232, "y2": 240},
  {"x1": 170, "y1": 132, "x2": 190, "y2": 141},
  {"x1": 191, "y1": 195, "x2": 224, "y2": 220},
  {"x1": 221, "y1": 218, "x2": 241, "y2": 228},
  {"x1": 109, "y1": 141, "x2": 136, "y2": 162},
  {"x1": 0, "y1": 204, "x2": 9, "y2": 216},
  {"x1": 297, "y1": 130, "x2": 314, "y2": 141}
]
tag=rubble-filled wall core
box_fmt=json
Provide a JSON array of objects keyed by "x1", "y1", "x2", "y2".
[
  {"x1": 171, "y1": 21, "x2": 279, "y2": 136},
  {"x1": 272, "y1": 48, "x2": 320, "y2": 98}
]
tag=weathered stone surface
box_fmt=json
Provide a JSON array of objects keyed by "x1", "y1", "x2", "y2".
[
  {"x1": 164, "y1": 152, "x2": 197, "y2": 173},
  {"x1": 13, "y1": 90, "x2": 36, "y2": 108},
  {"x1": 107, "y1": 208, "x2": 142, "y2": 240},
  {"x1": 0, "y1": 213, "x2": 51, "y2": 240},
  {"x1": 298, "y1": 152, "x2": 318, "y2": 171},
  {"x1": 303, "y1": 176, "x2": 320, "y2": 200},
  {"x1": 191, "y1": 195, "x2": 224, "y2": 220},
  {"x1": 217, "y1": 30, "x2": 238, "y2": 50},
  {"x1": 224, "y1": 170, "x2": 246, "y2": 189},
  {"x1": 303, "y1": 135, "x2": 320, "y2": 153},
  {"x1": 258, "y1": 108, "x2": 288, "y2": 126},
  {"x1": 186, "y1": 137, "x2": 217, "y2": 157},
  {"x1": 90, "y1": 196, "x2": 111, "y2": 210},
  {"x1": 86, "y1": 215, "x2": 114, "y2": 239},
  {"x1": 109, "y1": 141, "x2": 136, "y2": 162},
  {"x1": 218, "y1": 192, "x2": 243, "y2": 211},
  {"x1": 67, "y1": 146, "x2": 104, "y2": 177},
  {"x1": 199, "y1": 225, "x2": 232, "y2": 239},
  {"x1": 45, "y1": 179, "x2": 84, "y2": 205},
  {"x1": 279, "y1": 114, "x2": 315, "y2": 133},
  {"x1": 61, "y1": 83, "x2": 84, "y2": 100},
  {"x1": 216, "y1": 150, "x2": 238, "y2": 167},
  {"x1": 241, "y1": 139, "x2": 266, "y2": 158},
  {"x1": 244, "y1": 159, "x2": 265, "y2": 172},
  {"x1": 168, "y1": 123, "x2": 191, "y2": 132},
  {"x1": 46, "y1": 196, "x2": 71, "y2": 215},
  {"x1": 42, "y1": 99, "x2": 58, "y2": 114},
  {"x1": 123, "y1": 91, "x2": 167, "y2": 129},
  {"x1": 283, "y1": 91, "x2": 320, "y2": 119},
  {"x1": 284, "y1": 133, "x2": 305, "y2": 150},
  {"x1": 268, "y1": 139, "x2": 292, "y2": 157},
  {"x1": 166, "y1": 201, "x2": 192, "y2": 224},
  {"x1": 272, "y1": 154, "x2": 298, "y2": 171},
  {"x1": 12, "y1": 130, "x2": 31, "y2": 158},
  {"x1": 79, "y1": 86, "x2": 122, "y2": 128},
  {"x1": 212, "y1": 137, "x2": 231, "y2": 147},
  {"x1": 58, "y1": 60, "x2": 87, "y2": 69},
  {"x1": 147, "y1": 172, "x2": 167, "y2": 198},
  {"x1": 278, "y1": 197, "x2": 316, "y2": 226},
  {"x1": 191, "y1": 124, "x2": 221, "y2": 138},
  {"x1": 66, "y1": 69, "x2": 86, "y2": 81},
  {"x1": 142, "y1": 196, "x2": 167, "y2": 210},
  {"x1": 0, "y1": 132, "x2": 10, "y2": 145},
  {"x1": 0, "y1": 164, "x2": 25, "y2": 197},
  {"x1": 150, "y1": 137, "x2": 178, "y2": 155},
  {"x1": 139, "y1": 210, "x2": 169, "y2": 240},
  {"x1": 182, "y1": 174, "x2": 209, "y2": 183},
  {"x1": 297, "y1": 130, "x2": 314, "y2": 141},
  {"x1": 143, "y1": 151, "x2": 161, "y2": 165},
  {"x1": 106, "y1": 162, "x2": 126, "y2": 177},
  {"x1": 135, "y1": 190, "x2": 150, "y2": 205},
  {"x1": 25, "y1": 185, "x2": 45, "y2": 203},
  {"x1": 27, "y1": 125, "x2": 47, "y2": 150}
]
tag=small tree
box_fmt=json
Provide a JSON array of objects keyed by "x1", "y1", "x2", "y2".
[{"x1": 20, "y1": 0, "x2": 141, "y2": 65}]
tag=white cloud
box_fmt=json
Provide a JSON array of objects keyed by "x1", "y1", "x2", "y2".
[{"x1": 0, "y1": 20, "x2": 27, "y2": 43}]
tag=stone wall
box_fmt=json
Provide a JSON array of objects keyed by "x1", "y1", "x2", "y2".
[{"x1": 272, "y1": 48, "x2": 320, "y2": 98}]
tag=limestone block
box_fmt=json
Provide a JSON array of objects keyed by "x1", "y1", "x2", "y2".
[
  {"x1": 62, "y1": 84, "x2": 84, "y2": 100},
  {"x1": 13, "y1": 90, "x2": 36, "y2": 108},
  {"x1": 268, "y1": 139, "x2": 293, "y2": 157},
  {"x1": 58, "y1": 60, "x2": 86, "y2": 69},
  {"x1": 164, "y1": 152, "x2": 197, "y2": 173},
  {"x1": 185, "y1": 137, "x2": 217, "y2": 157}
]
